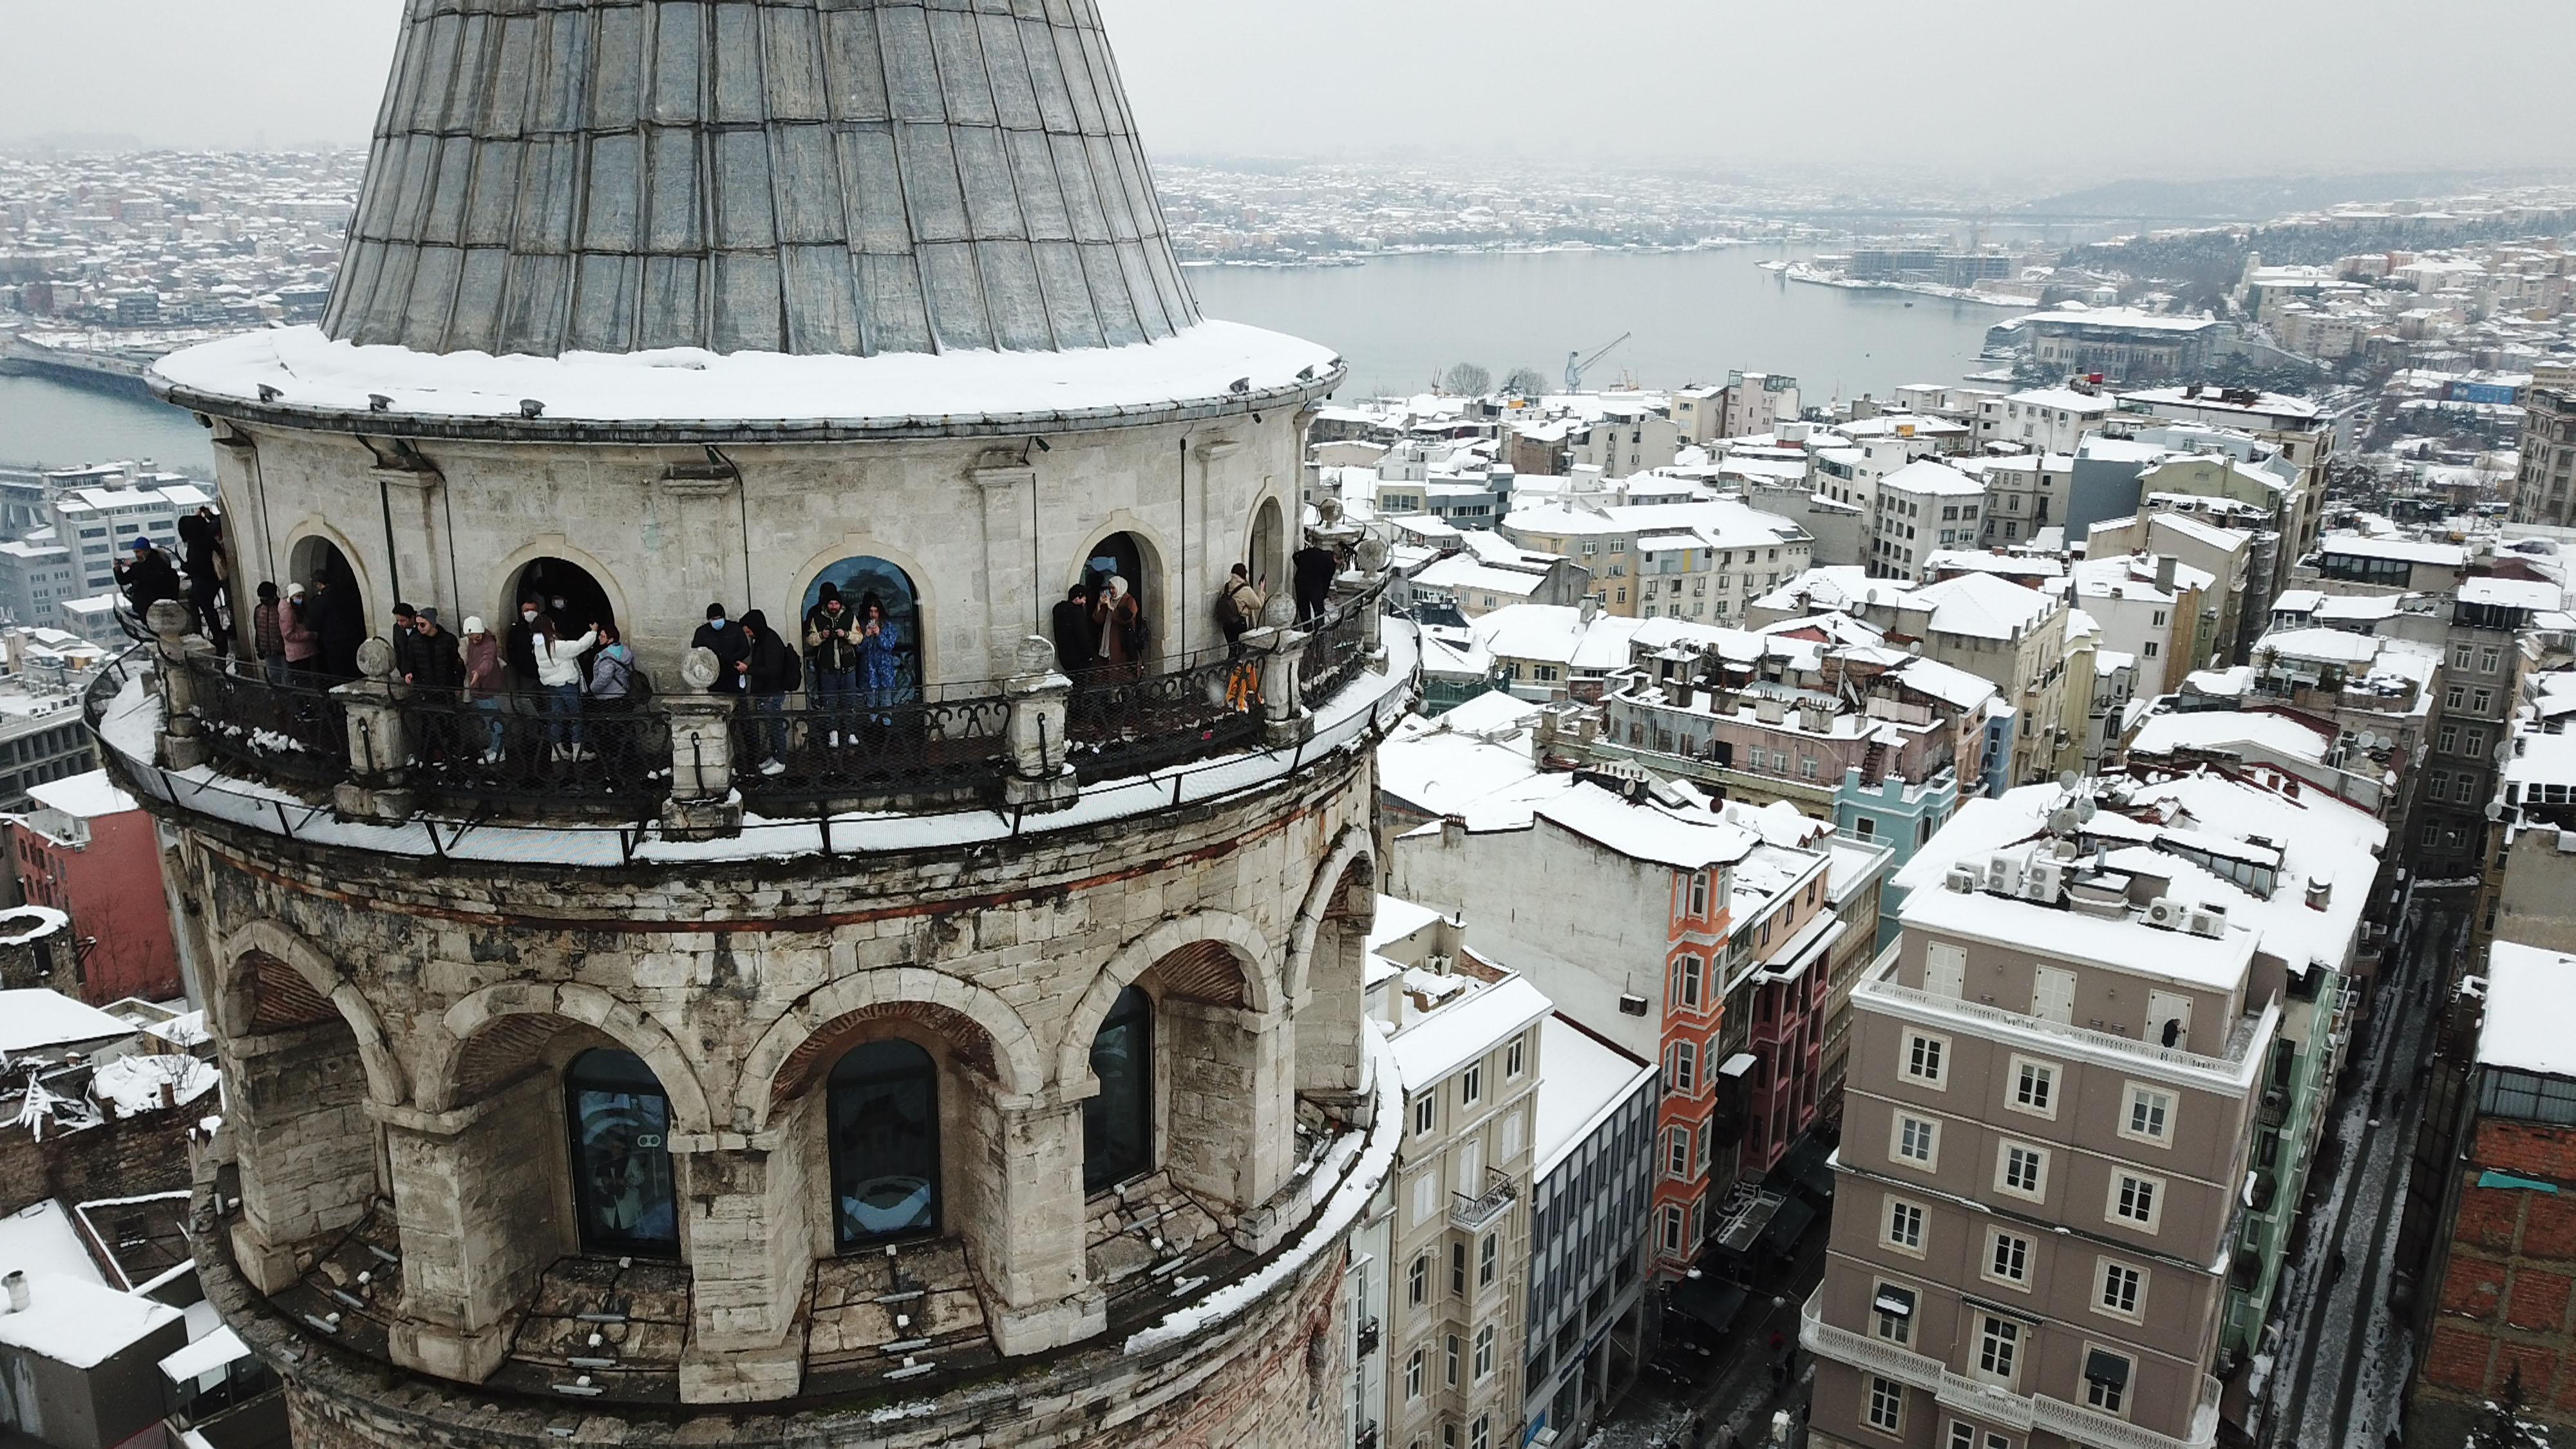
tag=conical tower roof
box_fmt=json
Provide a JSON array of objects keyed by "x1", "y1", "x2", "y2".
[{"x1": 323, "y1": 0, "x2": 1204, "y2": 360}]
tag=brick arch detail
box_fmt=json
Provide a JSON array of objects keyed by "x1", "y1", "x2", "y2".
[
  {"x1": 422, "y1": 982, "x2": 714, "y2": 1134},
  {"x1": 220, "y1": 920, "x2": 408, "y2": 1106},
  {"x1": 766, "y1": 1001, "x2": 1000, "y2": 1115},
  {"x1": 1056, "y1": 910, "x2": 1278, "y2": 1095},
  {"x1": 741, "y1": 967, "x2": 1045, "y2": 1130},
  {"x1": 1283, "y1": 825, "x2": 1376, "y2": 1009}
]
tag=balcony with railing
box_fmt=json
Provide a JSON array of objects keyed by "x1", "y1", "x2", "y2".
[
  {"x1": 91, "y1": 577, "x2": 1412, "y2": 862},
  {"x1": 1449, "y1": 1171, "x2": 1516, "y2": 1233}
]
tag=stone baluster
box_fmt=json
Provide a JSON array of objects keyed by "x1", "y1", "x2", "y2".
[
  {"x1": 147, "y1": 598, "x2": 216, "y2": 771},
  {"x1": 1249, "y1": 593, "x2": 1311, "y2": 748},
  {"x1": 333, "y1": 638, "x2": 416, "y2": 821},
  {"x1": 661, "y1": 646, "x2": 743, "y2": 840},
  {"x1": 1002, "y1": 634, "x2": 1078, "y2": 811}
]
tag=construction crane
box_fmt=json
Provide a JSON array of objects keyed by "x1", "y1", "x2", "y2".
[{"x1": 1563, "y1": 332, "x2": 1631, "y2": 393}]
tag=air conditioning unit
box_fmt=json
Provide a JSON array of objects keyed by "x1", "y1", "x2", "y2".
[
  {"x1": 1985, "y1": 855, "x2": 2023, "y2": 895},
  {"x1": 1618, "y1": 993, "x2": 1650, "y2": 1016},
  {"x1": 2188, "y1": 905, "x2": 2228, "y2": 938},
  {"x1": 2023, "y1": 860, "x2": 2064, "y2": 903},
  {"x1": 1946, "y1": 867, "x2": 1980, "y2": 895},
  {"x1": 2145, "y1": 897, "x2": 2184, "y2": 930}
]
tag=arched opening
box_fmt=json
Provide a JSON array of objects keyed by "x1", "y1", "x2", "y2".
[
  {"x1": 564, "y1": 1048, "x2": 679, "y2": 1257},
  {"x1": 801, "y1": 556, "x2": 921, "y2": 697},
  {"x1": 222, "y1": 950, "x2": 386, "y2": 1293},
  {"x1": 1083, "y1": 987, "x2": 1153, "y2": 1192},
  {"x1": 286, "y1": 536, "x2": 365, "y2": 679},
  {"x1": 1247, "y1": 497, "x2": 1285, "y2": 598},
  {"x1": 1298, "y1": 853, "x2": 1378, "y2": 1097},
  {"x1": 828, "y1": 1039, "x2": 941, "y2": 1248},
  {"x1": 1079, "y1": 531, "x2": 1161, "y2": 668},
  {"x1": 507, "y1": 556, "x2": 616, "y2": 639}
]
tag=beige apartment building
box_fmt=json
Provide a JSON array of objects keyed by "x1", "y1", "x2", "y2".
[{"x1": 1804, "y1": 841, "x2": 2281, "y2": 1449}]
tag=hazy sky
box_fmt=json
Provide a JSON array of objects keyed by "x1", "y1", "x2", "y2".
[{"x1": 7, "y1": 0, "x2": 2572, "y2": 183}]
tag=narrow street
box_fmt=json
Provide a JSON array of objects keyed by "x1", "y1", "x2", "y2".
[
  {"x1": 1585, "y1": 1209, "x2": 1829, "y2": 1449},
  {"x1": 2266, "y1": 903, "x2": 2460, "y2": 1449}
]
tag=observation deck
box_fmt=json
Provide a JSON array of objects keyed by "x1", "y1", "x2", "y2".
[{"x1": 93, "y1": 581, "x2": 1413, "y2": 865}]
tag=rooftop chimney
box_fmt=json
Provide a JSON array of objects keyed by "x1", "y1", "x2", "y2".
[
  {"x1": 3, "y1": 1271, "x2": 24, "y2": 1314},
  {"x1": 2155, "y1": 555, "x2": 2179, "y2": 594}
]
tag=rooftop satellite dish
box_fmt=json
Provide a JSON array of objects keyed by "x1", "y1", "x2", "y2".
[
  {"x1": 2048, "y1": 808, "x2": 2079, "y2": 835},
  {"x1": 2076, "y1": 799, "x2": 2098, "y2": 822},
  {"x1": 2058, "y1": 770, "x2": 2079, "y2": 792},
  {"x1": 2485, "y1": 799, "x2": 2505, "y2": 821},
  {"x1": 2356, "y1": 730, "x2": 2379, "y2": 751}
]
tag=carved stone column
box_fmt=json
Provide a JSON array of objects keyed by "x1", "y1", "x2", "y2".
[
  {"x1": 1249, "y1": 593, "x2": 1311, "y2": 749},
  {"x1": 661, "y1": 647, "x2": 743, "y2": 839},
  {"x1": 971, "y1": 1094, "x2": 1103, "y2": 1356},
  {"x1": 1001, "y1": 635, "x2": 1077, "y2": 812},
  {"x1": 149, "y1": 598, "x2": 216, "y2": 771},
  {"x1": 333, "y1": 638, "x2": 415, "y2": 821},
  {"x1": 672, "y1": 1135, "x2": 810, "y2": 1403}
]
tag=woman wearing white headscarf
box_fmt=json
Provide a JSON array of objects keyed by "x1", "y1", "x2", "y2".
[{"x1": 1090, "y1": 574, "x2": 1144, "y2": 681}]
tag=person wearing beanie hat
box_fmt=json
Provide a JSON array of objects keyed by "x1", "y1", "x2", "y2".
[
  {"x1": 690, "y1": 600, "x2": 750, "y2": 697},
  {"x1": 116, "y1": 533, "x2": 182, "y2": 621},
  {"x1": 281, "y1": 582, "x2": 320, "y2": 683},
  {"x1": 459, "y1": 615, "x2": 507, "y2": 764}
]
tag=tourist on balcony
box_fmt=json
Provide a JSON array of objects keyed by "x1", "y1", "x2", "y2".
[
  {"x1": 504, "y1": 595, "x2": 544, "y2": 693},
  {"x1": 854, "y1": 593, "x2": 902, "y2": 726},
  {"x1": 1217, "y1": 565, "x2": 1265, "y2": 712},
  {"x1": 690, "y1": 603, "x2": 749, "y2": 698},
  {"x1": 408, "y1": 608, "x2": 465, "y2": 765},
  {"x1": 281, "y1": 583, "x2": 319, "y2": 683},
  {"x1": 388, "y1": 603, "x2": 422, "y2": 694},
  {"x1": 1090, "y1": 576, "x2": 1144, "y2": 682},
  {"x1": 1292, "y1": 538, "x2": 1340, "y2": 623},
  {"x1": 737, "y1": 610, "x2": 793, "y2": 775},
  {"x1": 251, "y1": 582, "x2": 287, "y2": 687},
  {"x1": 530, "y1": 614, "x2": 598, "y2": 762},
  {"x1": 178, "y1": 509, "x2": 229, "y2": 650},
  {"x1": 585, "y1": 621, "x2": 639, "y2": 775},
  {"x1": 118, "y1": 536, "x2": 182, "y2": 623},
  {"x1": 804, "y1": 583, "x2": 859, "y2": 748},
  {"x1": 1052, "y1": 584, "x2": 1094, "y2": 677},
  {"x1": 312, "y1": 571, "x2": 365, "y2": 681},
  {"x1": 460, "y1": 617, "x2": 507, "y2": 764}
]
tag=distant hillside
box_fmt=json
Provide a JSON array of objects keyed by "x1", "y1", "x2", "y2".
[{"x1": 2012, "y1": 172, "x2": 2548, "y2": 222}]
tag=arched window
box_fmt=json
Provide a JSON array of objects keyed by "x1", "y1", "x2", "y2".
[
  {"x1": 564, "y1": 1049, "x2": 678, "y2": 1256},
  {"x1": 1084, "y1": 986, "x2": 1153, "y2": 1192},
  {"x1": 802, "y1": 556, "x2": 922, "y2": 699},
  {"x1": 828, "y1": 1040, "x2": 939, "y2": 1248}
]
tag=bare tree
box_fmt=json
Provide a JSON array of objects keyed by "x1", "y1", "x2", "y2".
[
  {"x1": 1442, "y1": 362, "x2": 1492, "y2": 397},
  {"x1": 1502, "y1": 365, "x2": 1549, "y2": 397}
]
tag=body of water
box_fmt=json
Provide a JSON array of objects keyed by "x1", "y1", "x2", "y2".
[
  {"x1": 0, "y1": 248, "x2": 2012, "y2": 474},
  {"x1": 0, "y1": 372, "x2": 215, "y2": 475},
  {"x1": 1190, "y1": 246, "x2": 2012, "y2": 404}
]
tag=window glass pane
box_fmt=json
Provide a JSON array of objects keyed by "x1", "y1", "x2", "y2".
[
  {"x1": 829, "y1": 1038, "x2": 940, "y2": 1247},
  {"x1": 1084, "y1": 987, "x2": 1154, "y2": 1191},
  {"x1": 566, "y1": 1048, "x2": 679, "y2": 1255}
]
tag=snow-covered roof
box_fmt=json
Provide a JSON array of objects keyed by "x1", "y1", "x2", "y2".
[
  {"x1": 2313, "y1": 535, "x2": 2465, "y2": 567},
  {"x1": 2255, "y1": 628, "x2": 2384, "y2": 667},
  {"x1": 159, "y1": 1325, "x2": 252, "y2": 1385},
  {"x1": 2130, "y1": 710, "x2": 2332, "y2": 766},
  {"x1": 1879, "y1": 459, "x2": 1985, "y2": 498},
  {"x1": 1900, "y1": 872, "x2": 2257, "y2": 992},
  {"x1": 2011, "y1": 307, "x2": 2220, "y2": 334},
  {"x1": 2460, "y1": 576, "x2": 2564, "y2": 611},
  {"x1": 1924, "y1": 549, "x2": 2064, "y2": 580},
  {"x1": 155, "y1": 319, "x2": 1338, "y2": 436},
  {"x1": 1387, "y1": 975, "x2": 1552, "y2": 1092},
  {"x1": 0, "y1": 989, "x2": 139, "y2": 1054},
  {"x1": 1533, "y1": 781, "x2": 1759, "y2": 872},
  {"x1": 1533, "y1": 1015, "x2": 1655, "y2": 1179},
  {"x1": 0, "y1": 1274, "x2": 182, "y2": 1368},
  {"x1": 1416, "y1": 555, "x2": 1549, "y2": 600},
  {"x1": 1904, "y1": 571, "x2": 2056, "y2": 641},
  {"x1": 2480, "y1": 941, "x2": 2576, "y2": 1078},
  {"x1": 26, "y1": 769, "x2": 138, "y2": 820},
  {"x1": 1499, "y1": 497, "x2": 1805, "y2": 547},
  {"x1": 2005, "y1": 386, "x2": 2117, "y2": 412},
  {"x1": 0, "y1": 1200, "x2": 106, "y2": 1293}
]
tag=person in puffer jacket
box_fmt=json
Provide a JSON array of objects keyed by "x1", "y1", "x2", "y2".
[{"x1": 529, "y1": 612, "x2": 597, "y2": 764}]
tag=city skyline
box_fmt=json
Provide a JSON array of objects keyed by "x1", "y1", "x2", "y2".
[{"x1": 5, "y1": 0, "x2": 2575, "y2": 182}]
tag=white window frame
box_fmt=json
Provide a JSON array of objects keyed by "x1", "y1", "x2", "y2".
[
  {"x1": 1665, "y1": 1126, "x2": 1694, "y2": 1181},
  {"x1": 1505, "y1": 1035, "x2": 1526, "y2": 1077},
  {"x1": 1883, "y1": 1196, "x2": 1927, "y2": 1257},
  {"x1": 1974, "y1": 1316, "x2": 2022, "y2": 1389},
  {"x1": 1994, "y1": 1141, "x2": 2049, "y2": 1203},
  {"x1": 1873, "y1": 1279, "x2": 1917, "y2": 1346},
  {"x1": 1891, "y1": 1113, "x2": 1940, "y2": 1171},
  {"x1": 1460, "y1": 1063, "x2": 1483, "y2": 1107},
  {"x1": 1473, "y1": 1323, "x2": 1495, "y2": 1379},
  {"x1": 2007, "y1": 1056, "x2": 2058, "y2": 1119},
  {"x1": 2083, "y1": 1345, "x2": 2135, "y2": 1417},
  {"x1": 2108, "y1": 1171, "x2": 2164, "y2": 1233},
  {"x1": 1414, "y1": 1094, "x2": 1436, "y2": 1135},
  {"x1": 2120, "y1": 1083, "x2": 2175, "y2": 1147},
  {"x1": 2096, "y1": 1258, "x2": 2146, "y2": 1321},
  {"x1": 1904, "y1": 1030, "x2": 1950, "y2": 1089},
  {"x1": 1984, "y1": 1229, "x2": 2032, "y2": 1290},
  {"x1": 1866, "y1": 1376, "x2": 1906, "y2": 1435}
]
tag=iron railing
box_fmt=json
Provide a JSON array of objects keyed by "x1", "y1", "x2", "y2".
[{"x1": 112, "y1": 578, "x2": 1392, "y2": 824}]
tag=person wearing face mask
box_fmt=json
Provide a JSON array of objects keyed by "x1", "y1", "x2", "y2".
[
  {"x1": 504, "y1": 595, "x2": 544, "y2": 692},
  {"x1": 690, "y1": 602, "x2": 750, "y2": 698}
]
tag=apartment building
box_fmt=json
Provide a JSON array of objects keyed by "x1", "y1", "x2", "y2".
[
  {"x1": 1570, "y1": 407, "x2": 1681, "y2": 477},
  {"x1": 1387, "y1": 774, "x2": 1836, "y2": 1274},
  {"x1": 2419, "y1": 577, "x2": 2553, "y2": 880},
  {"x1": 1871, "y1": 461, "x2": 1989, "y2": 583},
  {"x1": 1370, "y1": 907, "x2": 1549, "y2": 1449},
  {"x1": 1500, "y1": 493, "x2": 1811, "y2": 622},
  {"x1": 1852, "y1": 573, "x2": 2070, "y2": 790},
  {"x1": 1523, "y1": 1015, "x2": 1659, "y2": 1444},
  {"x1": 1974, "y1": 453, "x2": 2070, "y2": 548},
  {"x1": 1805, "y1": 768, "x2": 2376, "y2": 1449},
  {"x1": 1976, "y1": 387, "x2": 2117, "y2": 454},
  {"x1": 2061, "y1": 554, "x2": 2217, "y2": 698},
  {"x1": 2083, "y1": 513, "x2": 2255, "y2": 665},
  {"x1": 2508, "y1": 387, "x2": 2576, "y2": 527}
]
